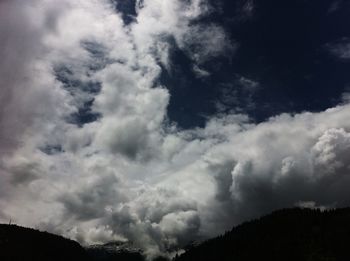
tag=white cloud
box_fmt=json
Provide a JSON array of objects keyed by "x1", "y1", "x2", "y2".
[{"x1": 2, "y1": 0, "x2": 350, "y2": 259}]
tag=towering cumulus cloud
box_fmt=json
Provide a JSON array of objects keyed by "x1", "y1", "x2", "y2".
[{"x1": 1, "y1": 0, "x2": 350, "y2": 258}]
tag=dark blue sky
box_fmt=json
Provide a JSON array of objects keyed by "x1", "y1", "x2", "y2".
[
  {"x1": 166, "y1": 0, "x2": 350, "y2": 128},
  {"x1": 116, "y1": 0, "x2": 350, "y2": 129}
]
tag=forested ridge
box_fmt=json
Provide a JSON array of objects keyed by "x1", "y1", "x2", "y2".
[
  {"x1": 175, "y1": 208, "x2": 350, "y2": 261},
  {"x1": 0, "y1": 224, "x2": 90, "y2": 261},
  {"x1": 1, "y1": 208, "x2": 350, "y2": 261}
]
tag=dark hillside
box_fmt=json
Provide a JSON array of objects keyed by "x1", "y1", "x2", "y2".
[
  {"x1": 0, "y1": 224, "x2": 161, "y2": 261},
  {"x1": 2, "y1": 208, "x2": 350, "y2": 261},
  {"x1": 175, "y1": 208, "x2": 350, "y2": 261},
  {"x1": 0, "y1": 224, "x2": 90, "y2": 261}
]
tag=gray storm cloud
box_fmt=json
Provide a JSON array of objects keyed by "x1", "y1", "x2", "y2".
[{"x1": 1, "y1": 0, "x2": 350, "y2": 259}]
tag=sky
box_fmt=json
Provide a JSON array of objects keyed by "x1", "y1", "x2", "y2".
[{"x1": 1, "y1": 0, "x2": 350, "y2": 258}]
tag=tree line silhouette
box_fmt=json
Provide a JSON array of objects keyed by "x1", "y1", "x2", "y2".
[
  {"x1": 174, "y1": 207, "x2": 350, "y2": 261},
  {"x1": 1, "y1": 207, "x2": 350, "y2": 260}
]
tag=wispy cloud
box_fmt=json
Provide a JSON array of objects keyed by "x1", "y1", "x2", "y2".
[
  {"x1": 328, "y1": 0, "x2": 343, "y2": 14},
  {"x1": 215, "y1": 76, "x2": 259, "y2": 114},
  {"x1": 326, "y1": 38, "x2": 350, "y2": 60}
]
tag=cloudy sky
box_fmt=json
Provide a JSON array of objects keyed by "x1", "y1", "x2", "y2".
[{"x1": 1, "y1": 0, "x2": 350, "y2": 257}]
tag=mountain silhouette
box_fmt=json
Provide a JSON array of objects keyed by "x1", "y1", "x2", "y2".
[
  {"x1": 174, "y1": 207, "x2": 350, "y2": 261},
  {"x1": 0, "y1": 224, "x2": 90, "y2": 261},
  {"x1": 0, "y1": 224, "x2": 163, "y2": 261},
  {"x1": 2, "y1": 208, "x2": 350, "y2": 261}
]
